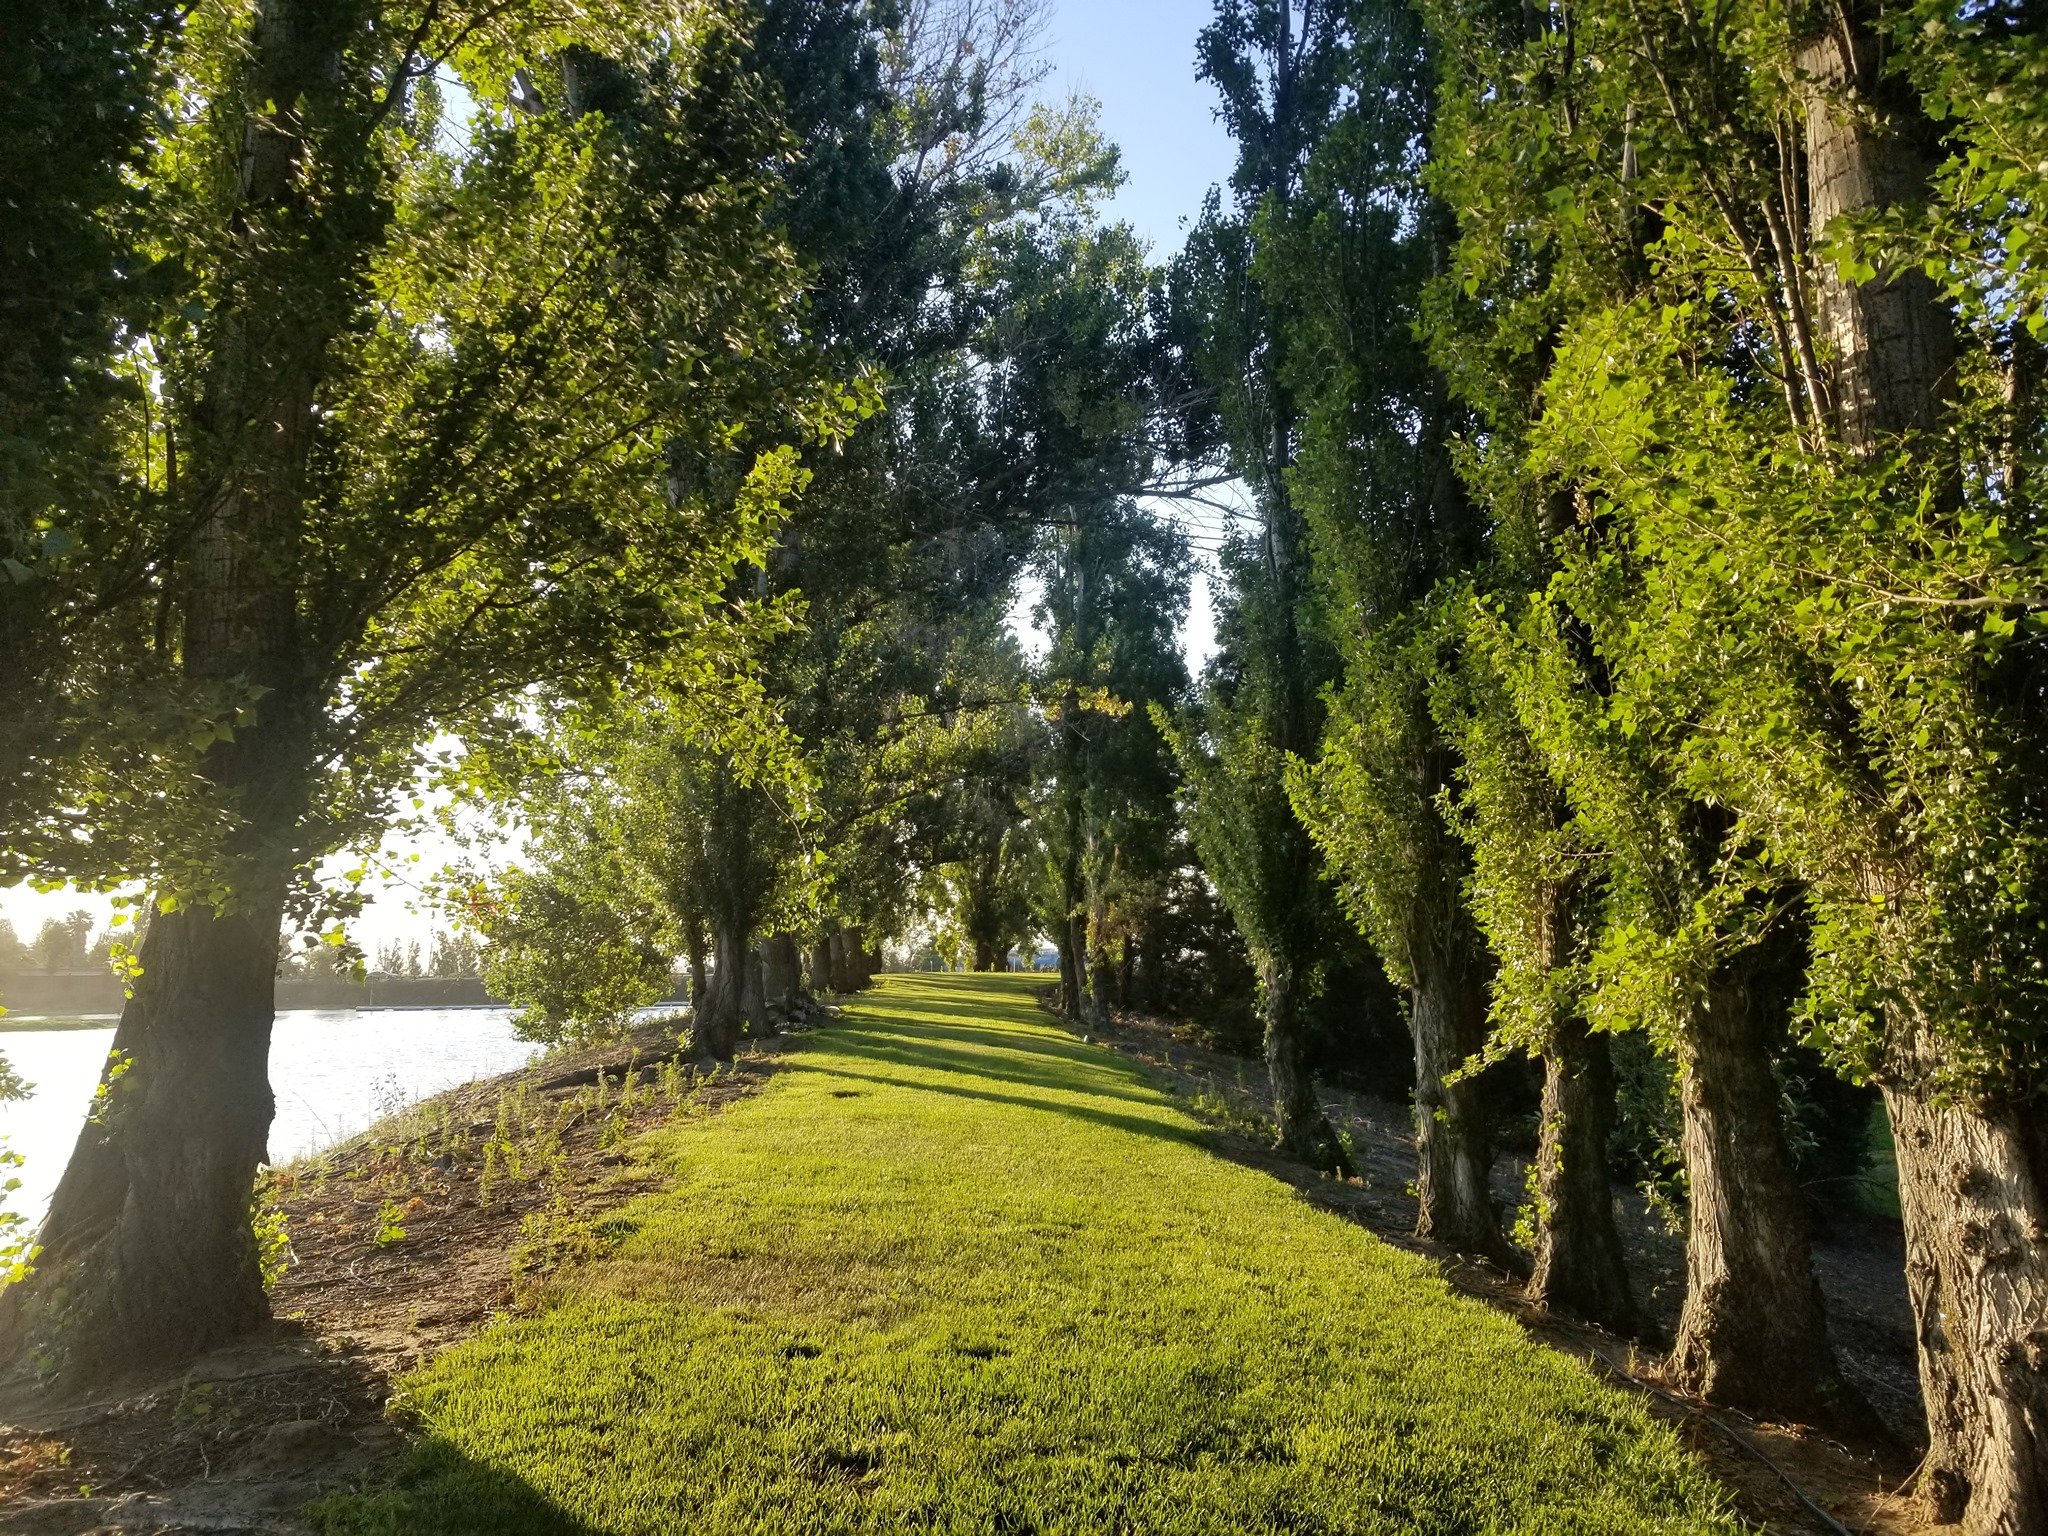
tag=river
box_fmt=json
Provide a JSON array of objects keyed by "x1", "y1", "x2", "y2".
[{"x1": 0, "y1": 1009, "x2": 540, "y2": 1225}]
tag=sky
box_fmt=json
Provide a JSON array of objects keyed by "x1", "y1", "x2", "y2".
[{"x1": 0, "y1": 1, "x2": 1241, "y2": 962}]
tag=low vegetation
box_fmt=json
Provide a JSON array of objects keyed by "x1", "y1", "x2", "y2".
[{"x1": 312, "y1": 976, "x2": 1734, "y2": 1535}]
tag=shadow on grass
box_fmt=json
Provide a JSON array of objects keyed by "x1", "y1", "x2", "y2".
[
  {"x1": 783, "y1": 1058, "x2": 1214, "y2": 1153},
  {"x1": 818, "y1": 1021, "x2": 1161, "y2": 1109},
  {"x1": 309, "y1": 1436, "x2": 602, "y2": 1536}
]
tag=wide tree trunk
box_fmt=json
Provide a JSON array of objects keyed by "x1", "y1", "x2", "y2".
[
  {"x1": 1087, "y1": 926, "x2": 1115, "y2": 1025},
  {"x1": 0, "y1": 895, "x2": 284, "y2": 1381},
  {"x1": 807, "y1": 938, "x2": 832, "y2": 996},
  {"x1": 692, "y1": 920, "x2": 746, "y2": 1060},
  {"x1": 1528, "y1": 1020, "x2": 1633, "y2": 1332},
  {"x1": 1797, "y1": 27, "x2": 1953, "y2": 450},
  {"x1": 1884, "y1": 1075, "x2": 2048, "y2": 1532},
  {"x1": 739, "y1": 944, "x2": 769, "y2": 1036},
  {"x1": 830, "y1": 926, "x2": 870, "y2": 994},
  {"x1": 972, "y1": 938, "x2": 999, "y2": 972},
  {"x1": 1259, "y1": 952, "x2": 1351, "y2": 1176},
  {"x1": 763, "y1": 932, "x2": 800, "y2": 1018},
  {"x1": 1409, "y1": 940, "x2": 1511, "y2": 1264},
  {"x1": 1, "y1": 0, "x2": 352, "y2": 1384},
  {"x1": 1670, "y1": 960, "x2": 1861, "y2": 1425}
]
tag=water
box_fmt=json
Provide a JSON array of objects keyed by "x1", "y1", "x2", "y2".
[{"x1": 0, "y1": 1009, "x2": 539, "y2": 1225}]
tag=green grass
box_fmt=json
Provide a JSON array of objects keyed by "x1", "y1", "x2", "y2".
[{"x1": 313, "y1": 974, "x2": 1738, "y2": 1535}]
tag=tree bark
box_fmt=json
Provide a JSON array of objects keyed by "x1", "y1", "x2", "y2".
[
  {"x1": 1259, "y1": 952, "x2": 1352, "y2": 1176},
  {"x1": 1, "y1": 0, "x2": 353, "y2": 1383},
  {"x1": 1061, "y1": 912, "x2": 1088, "y2": 1019},
  {"x1": 691, "y1": 919, "x2": 746, "y2": 1060},
  {"x1": 763, "y1": 932, "x2": 800, "y2": 1018},
  {"x1": 1883, "y1": 1074, "x2": 2048, "y2": 1533},
  {"x1": 1, "y1": 896, "x2": 284, "y2": 1380},
  {"x1": 807, "y1": 938, "x2": 832, "y2": 996},
  {"x1": 686, "y1": 931, "x2": 707, "y2": 1011},
  {"x1": 1409, "y1": 940, "x2": 1511, "y2": 1263},
  {"x1": 1797, "y1": 26, "x2": 1954, "y2": 451},
  {"x1": 739, "y1": 944, "x2": 769, "y2": 1036},
  {"x1": 1670, "y1": 958, "x2": 1862, "y2": 1425},
  {"x1": 1529, "y1": 1020, "x2": 1634, "y2": 1332}
]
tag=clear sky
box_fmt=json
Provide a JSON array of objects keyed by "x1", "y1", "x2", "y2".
[
  {"x1": 1042, "y1": 0, "x2": 1234, "y2": 258},
  {"x1": 0, "y1": 4, "x2": 1240, "y2": 963}
]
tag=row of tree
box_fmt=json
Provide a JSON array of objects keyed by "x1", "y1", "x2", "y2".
[
  {"x1": 1161, "y1": 1, "x2": 2043, "y2": 1530},
  {"x1": 2, "y1": 0, "x2": 2042, "y2": 1528}
]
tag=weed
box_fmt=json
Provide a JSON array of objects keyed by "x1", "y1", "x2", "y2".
[
  {"x1": 253, "y1": 1176, "x2": 296, "y2": 1287},
  {"x1": 374, "y1": 1200, "x2": 410, "y2": 1248}
]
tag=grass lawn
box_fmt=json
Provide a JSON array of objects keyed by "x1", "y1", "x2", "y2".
[{"x1": 313, "y1": 973, "x2": 1738, "y2": 1535}]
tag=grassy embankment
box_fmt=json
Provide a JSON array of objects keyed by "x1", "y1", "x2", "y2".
[{"x1": 315, "y1": 972, "x2": 1739, "y2": 1535}]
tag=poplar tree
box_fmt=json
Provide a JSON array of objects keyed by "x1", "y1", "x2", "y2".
[{"x1": 1, "y1": 0, "x2": 836, "y2": 1383}]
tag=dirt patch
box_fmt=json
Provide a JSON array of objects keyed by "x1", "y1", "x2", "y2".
[
  {"x1": 0, "y1": 1018, "x2": 796, "y2": 1535},
  {"x1": 1067, "y1": 994, "x2": 1931, "y2": 1536}
]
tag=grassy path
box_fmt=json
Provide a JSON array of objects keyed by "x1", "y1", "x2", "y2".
[{"x1": 316, "y1": 974, "x2": 1737, "y2": 1535}]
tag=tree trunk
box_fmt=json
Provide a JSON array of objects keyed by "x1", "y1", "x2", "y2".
[
  {"x1": 1, "y1": 0, "x2": 354, "y2": 1383},
  {"x1": 1883, "y1": 1076, "x2": 2048, "y2": 1533},
  {"x1": 830, "y1": 926, "x2": 869, "y2": 993},
  {"x1": 807, "y1": 938, "x2": 832, "y2": 996},
  {"x1": 739, "y1": 944, "x2": 769, "y2": 1036},
  {"x1": 1409, "y1": 943, "x2": 1511, "y2": 1263},
  {"x1": 1, "y1": 894, "x2": 284, "y2": 1381},
  {"x1": 1061, "y1": 913, "x2": 1088, "y2": 1019},
  {"x1": 1259, "y1": 952, "x2": 1352, "y2": 1176},
  {"x1": 1529, "y1": 1020, "x2": 1633, "y2": 1332},
  {"x1": 686, "y1": 933, "x2": 707, "y2": 1011},
  {"x1": 972, "y1": 938, "x2": 998, "y2": 972},
  {"x1": 1087, "y1": 925, "x2": 1114, "y2": 1025},
  {"x1": 692, "y1": 919, "x2": 746, "y2": 1060},
  {"x1": 1670, "y1": 960, "x2": 1862, "y2": 1425},
  {"x1": 1797, "y1": 27, "x2": 1954, "y2": 451},
  {"x1": 763, "y1": 932, "x2": 800, "y2": 1018}
]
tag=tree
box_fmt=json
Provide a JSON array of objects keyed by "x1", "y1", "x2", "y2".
[
  {"x1": 1163, "y1": 0, "x2": 1373, "y2": 1176},
  {"x1": 1421, "y1": 0, "x2": 2048, "y2": 1509},
  {"x1": 1035, "y1": 498, "x2": 1191, "y2": 1021},
  {"x1": 3, "y1": 0, "x2": 843, "y2": 1384}
]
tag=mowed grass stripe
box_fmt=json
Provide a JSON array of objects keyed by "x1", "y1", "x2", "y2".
[{"x1": 314, "y1": 973, "x2": 1737, "y2": 1535}]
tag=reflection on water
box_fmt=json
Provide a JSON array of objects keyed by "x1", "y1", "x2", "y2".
[{"x1": 0, "y1": 1009, "x2": 539, "y2": 1225}]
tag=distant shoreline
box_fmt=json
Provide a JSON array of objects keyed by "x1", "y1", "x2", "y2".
[{"x1": 0, "y1": 1004, "x2": 524, "y2": 1032}]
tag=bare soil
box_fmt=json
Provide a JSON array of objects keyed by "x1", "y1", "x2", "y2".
[
  {"x1": 0, "y1": 1021, "x2": 792, "y2": 1535},
  {"x1": 1068, "y1": 995, "x2": 1933, "y2": 1536}
]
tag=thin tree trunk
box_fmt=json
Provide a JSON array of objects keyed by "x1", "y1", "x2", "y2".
[
  {"x1": 1, "y1": 894, "x2": 284, "y2": 1379},
  {"x1": 1260, "y1": 952, "x2": 1352, "y2": 1176},
  {"x1": 686, "y1": 932, "x2": 707, "y2": 1010},
  {"x1": 1884, "y1": 1070, "x2": 2048, "y2": 1532},
  {"x1": 1409, "y1": 941, "x2": 1511, "y2": 1263},
  {"x1": 1062, "y1": 912, "x2": 1088, "y2": 1019},
  {"x1": 1529, "y1": 1020, "x2": 1633, "y2": 1331},
  {"x1": 1670, "y1": 958, "x2": 1862, "y2": 1426}
]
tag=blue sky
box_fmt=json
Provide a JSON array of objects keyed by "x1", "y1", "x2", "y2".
[{"x1": 1041, "y1": 0, "x2": 1236, "y2": 257}]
